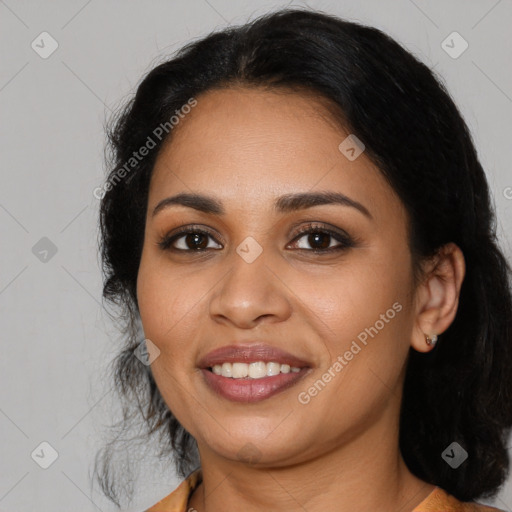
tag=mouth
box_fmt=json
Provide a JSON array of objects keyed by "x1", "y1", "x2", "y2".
[
  {"x1": 198, "y1": 343, "x2": 312, "y2": 403},
  {"x1": 201, "y1": 367, "x2": 310, "y2": 403},
  {"x1": 209, "y1": 361, "x2": 302, "y2": 378}
]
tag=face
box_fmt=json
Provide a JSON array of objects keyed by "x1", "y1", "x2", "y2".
[{"x1": 136, "y1": 86, "x2": 417, "y2": 467}]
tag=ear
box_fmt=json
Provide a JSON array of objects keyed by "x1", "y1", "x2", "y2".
[{"x1": 411, "y1": 242, "x2": 466, "y2": 353}]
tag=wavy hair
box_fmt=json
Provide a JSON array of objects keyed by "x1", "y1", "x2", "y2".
[{"x1": 94, "y1": 7, "x2": 512, "y2": 508}]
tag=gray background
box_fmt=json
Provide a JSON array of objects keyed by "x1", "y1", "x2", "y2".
[{"x1": 1, "y1": 0, "x2": 511, "y2": 511}]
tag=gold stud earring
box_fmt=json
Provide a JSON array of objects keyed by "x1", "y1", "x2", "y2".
[{"x1": 425, "y1": 334, "x2": 438, "y2": 347}]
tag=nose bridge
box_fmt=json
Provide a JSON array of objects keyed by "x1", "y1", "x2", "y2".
[{"x1": 209, "y1": 236, "x2": 290, "y2": 326}]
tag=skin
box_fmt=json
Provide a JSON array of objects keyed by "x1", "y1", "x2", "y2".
[{"x1": 136, "y1": 87, "x2": 466, "y2": 512}]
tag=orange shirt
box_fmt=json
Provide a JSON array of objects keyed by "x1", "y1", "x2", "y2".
[{"x1": 146, "y1": 469, "x2": 504, "y2": 512}]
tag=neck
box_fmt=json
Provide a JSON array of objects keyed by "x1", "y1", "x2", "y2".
[{"x1": 187, "y1": 406, "x2": 435, "y2": 512}]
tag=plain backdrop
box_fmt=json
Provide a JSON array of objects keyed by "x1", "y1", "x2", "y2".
[{"x1": 1, "y1": 1, "x2": 511, "y2": 511}]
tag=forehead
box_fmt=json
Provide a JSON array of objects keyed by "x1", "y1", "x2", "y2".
[{"x1": 149, "y1": 86, "x2": 400, "y2": 218}]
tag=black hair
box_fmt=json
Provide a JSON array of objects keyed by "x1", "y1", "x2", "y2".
[{"x1": 94, "y1": 7, "x2": 512, "y2": 509}]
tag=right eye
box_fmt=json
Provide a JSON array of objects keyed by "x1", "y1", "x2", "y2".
[{"x1": 158, "y1": 226, "x2": 223, "y2": 252}]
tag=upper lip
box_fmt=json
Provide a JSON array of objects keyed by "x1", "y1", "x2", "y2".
[{"x1": 197, "y1": 343, "x2": 311, "y2": 369}]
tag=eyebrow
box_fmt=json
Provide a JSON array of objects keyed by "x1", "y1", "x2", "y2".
[{"x1": 152, "y1": 191, "x2": 372, "y2": 219}]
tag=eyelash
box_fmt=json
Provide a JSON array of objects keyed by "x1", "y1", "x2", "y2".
[{"x1": 157, "y1": 223, "x2": 355, "y2": 254}]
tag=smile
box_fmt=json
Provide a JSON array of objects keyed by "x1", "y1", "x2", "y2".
[{"x1": 210, "y1": 361, "x2": 301, "y2": 379}]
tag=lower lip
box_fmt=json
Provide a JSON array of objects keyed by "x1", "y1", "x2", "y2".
[{"x1": 201, "y1": 368, "x2": 309, "y2": 403}]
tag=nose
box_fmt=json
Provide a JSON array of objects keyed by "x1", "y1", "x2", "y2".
[{"x1": 208, "y1": 247, "x2": 292, "y2": 329}]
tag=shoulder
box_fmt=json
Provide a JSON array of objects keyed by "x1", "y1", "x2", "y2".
[
  {"x1": 145, "y1": 468, "x2": 202, "y2": 512},
  {"x1": 144, "y1": 474, "x2": 504, "y2": 512},
  {"x1": 413, "y1": 486, "x2": 505, "y2": 512}
]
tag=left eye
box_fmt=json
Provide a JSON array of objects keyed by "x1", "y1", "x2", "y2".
[{"x1": 288, "y1": 226, "x2": 354, "y2": 252}]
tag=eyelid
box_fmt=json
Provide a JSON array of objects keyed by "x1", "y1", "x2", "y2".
[
  {"x1": 287, "y1": 220, "x2": 350, "y2": 238},
  {"x1": 163, "y1": 223, "x2": 223, "y2": 240}
]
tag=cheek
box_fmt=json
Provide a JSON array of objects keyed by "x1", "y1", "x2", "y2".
[
  {"x1": 136, "y1": 256, "x2": 212, "y2": 360},
  {"x1": 136, "y1": 261, "x2": 204, "y2": 416},
  {"x1": 300, "y1": 248, "x2": 411, "y2": 341},
  {"x1": 296, "y1": 243, "x2": 413, "y2": 398}
]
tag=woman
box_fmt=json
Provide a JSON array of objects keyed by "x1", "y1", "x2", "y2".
[{"x1": 95, "y1": 8, "x2": 512, "y2": 512}]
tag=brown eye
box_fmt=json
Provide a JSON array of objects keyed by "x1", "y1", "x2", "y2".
[
  {"x1": 158, "y1": 227, "x2": 222, "y2": 252},
  {"x1": 288, "y1": 224, "x2": 354, "y2": 253},
  {"x1": 181, "y1": 233, "x2": 210, "y2": 250},
  {"x1": 300, "y1": 232, "x2": 333, "y2": 250},
  {"x1": 158, "y1": 223, "x2": 354, "y2": 254}
]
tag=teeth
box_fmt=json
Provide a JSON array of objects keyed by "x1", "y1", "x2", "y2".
[
  {"x1": 248, "y1": 361, "x2": 267, "y2": 378},
  {"x1": 210, "y1": 361, "x2": 302, "y2": 379},
  {"x1": 266, "y1": 362, "x2": 281, "y2": 376},
  {"x1": 221, "y1": 362, "x2": 232, "y2": 378},
  {"x1": 232, "y1": 362, "x2": 248, "y2": 378}
]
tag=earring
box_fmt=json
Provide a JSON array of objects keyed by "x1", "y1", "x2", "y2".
[{"x1": 425, "y1": 334, "x2": 438, "y2": 347}]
